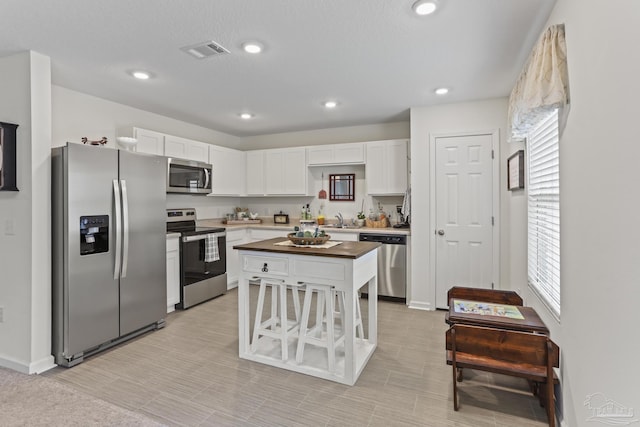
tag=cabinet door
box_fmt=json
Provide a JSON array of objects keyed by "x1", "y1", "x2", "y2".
[
  {"x1": 386, "y1": 140, "x2": 408, "y2": 194},
  {"x1": 226, "y1": 229, "x2": 246, "y2": 289},
  {"x1": 245, "y1": 150, "x2": 265, "y2": 195},
  {"x1": 248, "y1": 229, "x2": 287, "y2": 242},
  {"x1": 209, "y1": 145, "x2": 245, "y2": 195},
  {"x1": 166, "y1": 236, "x2": 180, "y2": 313},
  {"x1": 133, "y1": 128, "x2": 165, "y2": 155},
  {"x1": 186, "y1": 140, "x2": 210, "y2": 163},
  {"x1": 265, "y1": 150, "x2": 285, "y2": 194},
  {"x1": 307, "y1": 146, "x2": 333, "y2": 165},
  {"x1": 366, "y1": 140, "x2": 408, "y2": 195},
  {"x1": 365, "y1": 142, "x2": 387, "y2": 194},
  {"x1": 164, "y1": 135, "x2": 189, "y2": 159},
  {"x1": 283, "y1": 148, "x2": 307, "y2": 194},
  {"x1": 265, "y1": 148, "x2": 307, "y2": 195},
  {"x1": 334, "y1": 143, "x2": 364, "y2": 164}
]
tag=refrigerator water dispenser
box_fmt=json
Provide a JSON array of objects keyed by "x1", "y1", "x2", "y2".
[{"x1": 80, "y1": 215, "x2": 109, "y2": 255}]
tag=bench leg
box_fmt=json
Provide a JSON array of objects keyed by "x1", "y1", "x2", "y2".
[
  {"x1": 456, "y1": 368, "x2": 463, "y2": 382},
  {"x1": 452, "y1": 364, "x2": 459, "y2": 411}
]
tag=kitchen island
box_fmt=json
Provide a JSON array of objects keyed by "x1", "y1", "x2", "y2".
[{"x1": 234, "y1": 238, "x2": 380, "y2": 385}]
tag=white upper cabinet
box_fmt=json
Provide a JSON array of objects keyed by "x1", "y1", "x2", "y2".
[
  {"x1": 246, "y1": 147, "x2": 308, "y2": 196},
  {"x1": 307, "y1": 142, "x2": 364, "y2": 166},
  {"x1": 365, "y1": 139, "x2": 408, "y2": 195},
  {"x1": 209, "y1": 145, "x2": 245, "y2": 196},
  {"x1": 164, "y1": 135, "x2": 210, "y2": 163},
  {"x1": 265, "y1": 147, "x2": 307, "y2": 195},
  {"x1": 133, "y1": 128, "x2": 165, "y2": 155},
  {"x1": 245, "y1": 150, "x2": 266, "y2": 196}
]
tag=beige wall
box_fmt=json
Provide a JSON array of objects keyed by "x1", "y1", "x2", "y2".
[
  {"x1": 0, "y1": 51, "x2": 54, "y2": 373},
  {"x1": 528, "y1": 0, "x2": 640, "y2": 425},
  {"x1": 52, "y1": 86, "x2": 242, "y2": 149},
  {"x1": 409, "y1": 98, "x2": 514, "y2": 309},
  {"x1": 240, "y1": 121, "x2": 409, "y2": 150}
]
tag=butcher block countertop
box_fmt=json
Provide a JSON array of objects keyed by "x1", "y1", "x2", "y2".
[{"x1": 233, "y1": 237, "x2": 381, "y2": 259}]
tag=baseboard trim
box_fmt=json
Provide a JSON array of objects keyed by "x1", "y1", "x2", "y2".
[
  {"x1": 29, "y1": 355, "x2": 56, "y2": 374},
  {"x1": 0, "y1": 354, "x2": 56, "y2": 374},
  {"x1": 408, "y1": 300, "x2": 432, "y2": 310}
]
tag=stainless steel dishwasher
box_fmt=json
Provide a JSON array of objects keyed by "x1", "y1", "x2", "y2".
[{"x1": 359, "y1": 233, "x2": 407, "y2": 301}]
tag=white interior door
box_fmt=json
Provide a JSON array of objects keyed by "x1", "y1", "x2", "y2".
[{"x1": 433, "y1": 133, "x2": 496, "y2": 308}]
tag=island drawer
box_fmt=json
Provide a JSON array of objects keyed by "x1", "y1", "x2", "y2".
[
  {"x1": 243, "y1": 255, "x2": 289, "y2": 277},
  {"x1": 292, "y1": 259, "x2": 345, "y2": 283}
]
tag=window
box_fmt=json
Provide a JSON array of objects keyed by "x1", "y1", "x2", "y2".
[{"x1": 527, "y1": 109, "x2": 560, "y2": 317}]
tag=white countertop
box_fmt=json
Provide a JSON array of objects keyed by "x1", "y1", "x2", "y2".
[{"x1": 196, "y1": 218, "x2": 411, "y2": 236}]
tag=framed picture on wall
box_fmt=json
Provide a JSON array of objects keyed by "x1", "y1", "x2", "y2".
[
  {"x1": 507, "y1": 150, "x2": 525, "y2": 191},
  {"x1": 0, "y1": 121, "x2": 19, "y2": 191}
]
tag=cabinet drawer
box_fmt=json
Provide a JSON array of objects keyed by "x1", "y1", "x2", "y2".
[
  {"x1": 292, "y1": 259, "x2": 345, "y2": 282},
  {"x1": 243, "y1": 255, "x2": 289, "y2": 277}
]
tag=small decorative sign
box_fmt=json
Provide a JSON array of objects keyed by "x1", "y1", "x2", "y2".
[
  {"x1": 0, "y1": 121, "x2": 19, "y2": 191},
  {"x1": 507, "y1": 150, "x2": 525, "y2": 191}
]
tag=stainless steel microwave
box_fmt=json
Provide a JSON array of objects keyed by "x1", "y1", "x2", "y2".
[{"x1": 167, "y1": 158, "x2": 212, "y2": 194}]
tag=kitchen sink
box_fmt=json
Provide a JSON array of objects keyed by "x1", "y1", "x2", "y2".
[{"x1": 321, "y1": 224, "x2": 361, "y2": 229}]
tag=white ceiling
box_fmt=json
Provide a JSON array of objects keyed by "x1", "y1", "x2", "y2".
[{"x1": 0, "y1": 0, "x2": 556, "y2": 137}]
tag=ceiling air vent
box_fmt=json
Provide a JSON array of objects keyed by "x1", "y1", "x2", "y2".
[{"x1": 180, "y1": 41, "x2": 230, "y2": 59}]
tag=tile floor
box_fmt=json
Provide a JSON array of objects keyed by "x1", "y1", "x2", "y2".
[{"x1": 43, "y1": 288, "x2": 550, "y2": 426}]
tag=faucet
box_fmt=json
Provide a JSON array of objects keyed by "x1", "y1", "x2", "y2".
[{"x1": 335, "y1": 213, "x2": 344, "y2": 227}]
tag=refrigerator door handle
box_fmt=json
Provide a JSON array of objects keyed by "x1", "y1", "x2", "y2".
[
  {"x1": 113, "y1": 179, "x2": 122, "y2": 280},
  {"x1": 121, "y1": 179, "x2": 130, "y2": 278}
]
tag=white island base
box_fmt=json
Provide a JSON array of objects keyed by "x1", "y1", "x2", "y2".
[{"x1": 235, "y1": 239, "x2": 379, "y2": 386}]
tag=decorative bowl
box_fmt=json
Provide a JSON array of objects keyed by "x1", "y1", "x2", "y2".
[
  {"x1": 287, "y1": 232, "x2": 330, "y2": 246},
  {"x1": 116, "y1": 137, "x2": 138, "y2": 151}
]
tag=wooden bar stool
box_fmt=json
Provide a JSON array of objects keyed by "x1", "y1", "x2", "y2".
[
  {"x1": 296, "y1": 283, "x2": 346, "y2": 372},
  {"x1": 251, "y1": 277, "x2": 301, "y2": 361}
]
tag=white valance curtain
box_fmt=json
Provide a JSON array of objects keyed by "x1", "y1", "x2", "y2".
[{"x1": 508, "y1": 24, "x2": 569, "y2": 141}]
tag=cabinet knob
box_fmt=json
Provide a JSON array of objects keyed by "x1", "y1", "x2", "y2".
[
  {"x1": 262, "y1": 263, "x2": 269, "y2": 272},
  {"x1": 437, "y1": 229, "x2": 445, "y2": 236}
]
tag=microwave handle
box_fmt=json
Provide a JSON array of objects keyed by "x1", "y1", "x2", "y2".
[
  {"x1": 204, "y1": 168, "x2": 210, "y2": 190},
  {"x1": 182, "y1": 232, "x2": 226, "y2": 243}
]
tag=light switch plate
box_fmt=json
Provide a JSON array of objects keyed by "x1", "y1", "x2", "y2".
[{"x1": 4, "y1": 219, "x2": 15, "y2": 235}]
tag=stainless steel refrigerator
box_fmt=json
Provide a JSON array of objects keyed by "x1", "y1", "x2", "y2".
[{"x1": 52, "y1": 143, "x2": 166, "y2": 367}]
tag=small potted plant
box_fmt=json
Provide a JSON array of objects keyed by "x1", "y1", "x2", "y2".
[{"x1": 356, "y1": 211, "x2": 366, "y2": 227}]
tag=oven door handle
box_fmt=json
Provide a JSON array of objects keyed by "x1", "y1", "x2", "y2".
[{"x1": 182, "y1": 232, "x2": 226, "y2": 243}]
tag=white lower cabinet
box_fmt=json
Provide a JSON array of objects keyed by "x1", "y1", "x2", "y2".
[
  {"x1": 248, "y1": 228, "x2": 288, "y2": 242},
  {"x1": 226, "y1": 229, "x2": 247, "y2": 289},
  {"x1": 166, "y1": 235, "x2": 180, "y2": 313},
  {"x1": 331, "y1": 232, "x2": 359, "y2": 242}
]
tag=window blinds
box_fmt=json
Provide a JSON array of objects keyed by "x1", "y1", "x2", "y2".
[{"x1": 527, "y1": 109, "x2": 560, "y2": 317}]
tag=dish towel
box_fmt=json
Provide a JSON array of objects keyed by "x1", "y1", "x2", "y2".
[
  {"x1": 204, "y1": 234, "x2": 219, "y2": 263},
  {"x1": 401, "y1": 187, "x2": 411, "y2": 223}
]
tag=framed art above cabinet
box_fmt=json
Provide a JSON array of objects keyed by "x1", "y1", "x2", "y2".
[{"x1": 0, "y1": 121, "x2": 19, "y2": 191}]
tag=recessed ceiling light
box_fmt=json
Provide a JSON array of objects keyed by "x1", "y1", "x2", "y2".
[
  {"x1": 435, "y1": 87, "x2": 449, "y2": 95},
  {"x1": 323, "y1": 101, "x2": 338, "y2": 109},
  {"x1": 240, "y1": 113, "x2": 254, "y2": 120},
  {"x1": 131, "y1": 71, "x2": 151, "y2": 80},
  {"x1": 242, "y1": 42, "x2": 263, "y2": 54},
  {"x1": 413, "y1": 0, "x2": 437, "y2": 15}
]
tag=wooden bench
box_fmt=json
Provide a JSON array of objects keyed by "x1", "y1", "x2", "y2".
[
  {"x1": 445, "y1": 286, "x2": 524, "y2": 326},
  {"x1": 446, "y1": 324, "x2": 559, "y2": 427}
]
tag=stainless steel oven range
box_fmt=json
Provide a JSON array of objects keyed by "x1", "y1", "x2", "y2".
[{"x1": 167, "y1": 208, "x2": 227, "y2": 309}]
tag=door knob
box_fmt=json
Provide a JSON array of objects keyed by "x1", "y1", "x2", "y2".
[{"x1": 437, "y1": 229, "x2": 445, "y2": 236}]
